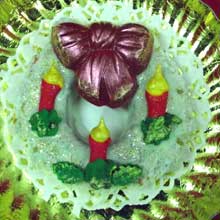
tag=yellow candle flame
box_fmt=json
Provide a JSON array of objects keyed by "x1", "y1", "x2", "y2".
[
  {"x1": 90, "y1": 118, "x2": 110, "y2": 143},
  {"x1": 43, "y1": 63, "x2": 64, "y2": 88},
  {"x1": 146, "y1": 64, "x2": 169, "y2": 96}
]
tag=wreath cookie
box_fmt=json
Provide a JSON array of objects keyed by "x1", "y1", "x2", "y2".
[{"x1": 0, "y1": 1, "x2": 211, "y2": 216}]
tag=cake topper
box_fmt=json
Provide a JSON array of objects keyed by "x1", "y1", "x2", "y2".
[{"x1": 52, "y1": 22, "x2": 153, "y2": 108}]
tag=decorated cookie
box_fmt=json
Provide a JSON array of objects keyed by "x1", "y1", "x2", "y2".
[{"x1": 0, "y1": 1, "x2": 212, "y2": 217}]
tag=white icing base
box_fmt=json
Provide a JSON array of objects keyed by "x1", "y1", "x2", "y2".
[
  {"x1": 67, "y1": 85, "x2": 134, "y2": 144},
  {"x1": 0, "y1": 1, "x2": 211, "y2": 216}
]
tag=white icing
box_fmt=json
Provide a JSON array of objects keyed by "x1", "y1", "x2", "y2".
[
  {"x1": 0, "y1": 1, "x2": 211, "y2": 216},
  {"x1": 67, "y1": 91, "x2": 134, "y2": 143}
]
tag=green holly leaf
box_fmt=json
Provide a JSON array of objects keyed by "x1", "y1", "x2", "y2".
[
  {"x1": 84, "y1": 159, "x2": 115, "y2": 189},
  {"x1": 47, "y1": 124, "x2": 59, "y2": 136},
  {"x1": 141, "y1": 113, "x2": 182, "y2": 145},
  {"x1": 29, "y1": 109, "x2": 62, "y2": 137},
  {"x1": 52, "y1": 161, "x2": 84, "y2": 184},
  {"x1": 111, "y1": 165, "x2": 142, "y2": 186},
  {"x1": 49, "y1": 109, "x2": 62, "y2": 124}
]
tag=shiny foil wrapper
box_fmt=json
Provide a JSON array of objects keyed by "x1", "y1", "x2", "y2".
[{"x1": 52, "y1": 22, "x2": 153, "y2": 108}]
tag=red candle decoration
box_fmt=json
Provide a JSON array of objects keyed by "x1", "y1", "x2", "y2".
[
  {"x1": 89, "y1": 118, "x2": 111, "y2": 162},
  {"x1": 39, "y1": 64, "x2": 64, "y2": 111},
  {"x1": 145, "y1": 64, "x2": 169, "y2": 118},
  {"x1": 141, "y1": 65, "x2": 181, "y2": 145}
]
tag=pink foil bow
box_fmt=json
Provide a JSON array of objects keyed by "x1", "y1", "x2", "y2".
[{"x1": 52, "y1": 22, "x2": 153, "y2": 108}]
